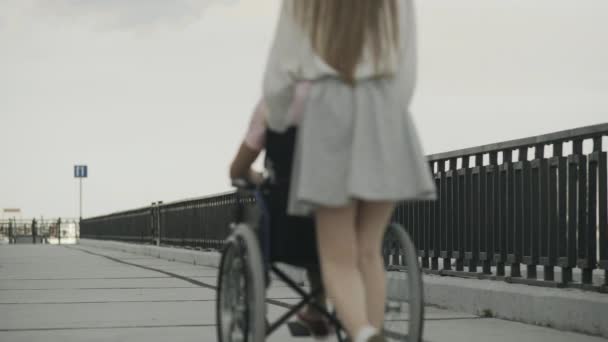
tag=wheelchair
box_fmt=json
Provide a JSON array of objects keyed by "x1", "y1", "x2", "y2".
[{"x1": 216, "y1": 128, "x2": 424, "y2": 342}]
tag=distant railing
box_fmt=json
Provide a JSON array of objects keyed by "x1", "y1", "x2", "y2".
[
  {"x1": 0, "y1": 218, "x2": 78, "y2": 244},
  {"x1": 80, "y1": 123, "x2": 608, "y2": 291},
  {"x1": 80, "y1": 193, "x2": 238, "y2": 251}
]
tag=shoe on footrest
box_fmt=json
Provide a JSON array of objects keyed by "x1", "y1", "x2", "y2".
[
  {"x1": 292, "y1": 311, "x2": 333, "y2": 339},
  {"x1": 287, "y1": 321, "x2": 312, "y2": 337}
]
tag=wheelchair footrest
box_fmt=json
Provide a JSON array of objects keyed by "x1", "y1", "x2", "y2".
[{"x1": 287, "y1": 321, "x2": 313, "y2": 337}]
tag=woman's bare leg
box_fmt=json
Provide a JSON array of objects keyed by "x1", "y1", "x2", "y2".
[
  {"x1": 356, "y1": 201, "x2": 396, "y2": 328},
  {"x1": 315, "y1": 201, "x2": 370, "y2": 338}
]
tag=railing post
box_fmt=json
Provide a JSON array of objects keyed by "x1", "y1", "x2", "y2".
[
  {"x1": 432, "y1": 159, "x2": 447, "y2": 270},
  {"x1": 441, "y1": 158, "x2": 457, "y2": 271},
  {"x1": 506, "y1": 149, "x2": 522, "y2": 278},
  {"x1": 597, "y1": 137, "x2": 608, "y2": 286},
  {"x1": 511, "y1": 148, "x2": 527, "y2": 279},
  {"x1": 8, "y1": 219, "x2": 13, "y2": 244},
  {"x1": 495, "y1": 150, "x2": 510, "y2": 277},
  {"x1": 431, "y1": 161, "x2": 442, "y2": 271},
  {"x1": 57, "y1": 218, "x2": 62, "y2": 245},
  {"x1": 420, "y1": 161, "x2": 434, "y2": 269},
  {"x1": 552, "y1": 141, "x2": 569, "y2": 284},
  {"x1": 467, "y1": 154, "x2": 483, "y2": 273},
  {"x1": 572, "y1": 140, "x2": 592, "y2": 285},
  {"x1": 581, "y1": 138, "x2": 601, "y2": 286},
  {"x1": 563, "y1": 145, "x2": 580, "y2": 284},
  {"x1": 479, "y1": 154, "x2": 491, "y2": 275},
  {"x1": 545, "y1": 143, "x2": 561, "y2": 282},
  {"x1": 150, "y1": 202, "x2": 156, "y2": 245},
  {"x1": 455, "y1": 157, "x2": 467, "y2": 272},
  {"x1": 536, "y1": 144, "x2": 553, "y2": 281},
  {"x1": 157, "y1": 201, "x2": 163, "y2": 246},
  {"x1": 487, "y1": 152, "x2": 499, "y2": 276},
  {"x1": 32, "y1": 219, "x2": 37, "y2": 244}
]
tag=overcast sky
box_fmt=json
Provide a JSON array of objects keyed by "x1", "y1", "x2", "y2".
[{"x1": 1, "y1": 0, "x2": 606, "y2": 219}]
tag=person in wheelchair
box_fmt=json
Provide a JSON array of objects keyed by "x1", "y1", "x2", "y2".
[
  {"x1": 230, "y1": 87, "x2": 334, "y2": 339},
  {"x1": 230, "y1": 1, "x2": 436, "y2": 341}
]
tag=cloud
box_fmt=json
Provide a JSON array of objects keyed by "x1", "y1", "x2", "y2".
[{"x1": 35, "y1": 0, "x2": 239, "y2": 30}]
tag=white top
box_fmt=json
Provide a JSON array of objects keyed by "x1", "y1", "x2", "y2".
[{"x1": 262, "y1": 0, "x2": 418, "y2": 132}]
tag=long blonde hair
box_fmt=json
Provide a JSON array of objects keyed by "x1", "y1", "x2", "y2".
[{"x1": 293, "y1": 0, "x2": 399, "y2": 84}]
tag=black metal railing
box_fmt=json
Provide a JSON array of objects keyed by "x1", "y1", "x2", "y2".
[
  {"x1": 81, "y1": 191, "x2": 242, "y2": 250},
  {"x1": 402, "y1": 123, "x2": 607, "y2": 290},
  {"x1": 81, "y1": 123, "x2": 608, "y2": 291}
]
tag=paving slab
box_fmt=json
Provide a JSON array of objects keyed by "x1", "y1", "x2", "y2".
[
  {"x1": 1, "y1": 244, "x2": 606, "y2": 342},
  {"x1": 0, "y1": 326, "x2": 216, "y2": 342},
  {"x1": 0, "y1": 277, "x2": 201, "y2": 290},
  {"x1": 0, "y1": 301, "x2": 217, "y2": 330},
  {"x1": 0, "y1": 287, "x2": 215, "y2": 304}
]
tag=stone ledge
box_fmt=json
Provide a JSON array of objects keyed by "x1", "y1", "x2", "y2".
[{"x1": 388, "y1": 272, "x2": 608, "y2": 338}]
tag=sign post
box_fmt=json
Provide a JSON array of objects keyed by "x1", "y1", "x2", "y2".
[{"x1": 74, "y1": 165, "x2": 88, "y2": 221}]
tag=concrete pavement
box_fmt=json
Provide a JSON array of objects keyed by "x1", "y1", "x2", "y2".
[{"x1": 0, "y1": 244, "x2": 606, "y2": 342}]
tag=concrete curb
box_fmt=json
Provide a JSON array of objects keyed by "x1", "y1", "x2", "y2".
[
  {"x1": 80, "y1": 239, "x2": 608, "y2": 338},
  {"x1": 78, "y1": 239, "x2": 220, "y2": 268}
]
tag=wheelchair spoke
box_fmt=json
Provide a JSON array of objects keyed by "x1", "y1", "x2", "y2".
[{"x1": 218, "y1": 241, "x2": 252, "y2": 342}]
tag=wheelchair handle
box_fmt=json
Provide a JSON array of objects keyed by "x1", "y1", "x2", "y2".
[
  {"x1": 231, "y1": 178, "x2": 258, "y2": 223},
  {"x1": 231, "y1": 178, "x2": 256, "y2": 191}
]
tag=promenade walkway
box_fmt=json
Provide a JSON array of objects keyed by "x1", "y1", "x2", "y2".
[{"x1": 0, "y1": 244, "x2": 605, "y2": 342}]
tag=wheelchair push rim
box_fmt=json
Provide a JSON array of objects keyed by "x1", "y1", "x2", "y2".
[
  {"x1": 216, "y1": 224, "x2": 266, "y2": 342},
  {"x1": 382, "y1": 223, "x2": 425, "y2": 342}
]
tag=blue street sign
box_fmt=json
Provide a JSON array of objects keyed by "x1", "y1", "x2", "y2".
[{"x1": 74, "y1": 165, "x2": 88, "y2": 178}]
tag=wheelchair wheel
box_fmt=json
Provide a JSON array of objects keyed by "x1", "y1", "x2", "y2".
[
  {"x1": 216, "y1": 224, "x2": 266, "y2": 342},
  {"x1": 383, "y1": 223, "x2": 424, "y2": 342}
]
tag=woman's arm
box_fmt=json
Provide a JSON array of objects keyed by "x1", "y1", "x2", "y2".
[
  {"x1": 262, "y1": 0, "x2": 300, "y2": 132},
  {"x1": 395, "y1": 0, "x2": 418, "y2": 111}
]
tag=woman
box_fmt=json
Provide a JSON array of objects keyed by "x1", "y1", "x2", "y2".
[{"x1": 235, "y1": 1, "x2": 436, "y2": 341}]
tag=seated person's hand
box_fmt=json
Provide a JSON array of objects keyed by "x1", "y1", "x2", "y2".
[
  {"x1": 247, "y1": 169, "x2": 264, "y2": 185},
  {"x1": 230, "y1": 142, "x2": 263, "y2": 186}
]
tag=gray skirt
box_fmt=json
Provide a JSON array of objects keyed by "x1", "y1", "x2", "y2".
[{"x1": 287, "y1": 77, "x2": 437, "y2": 217}]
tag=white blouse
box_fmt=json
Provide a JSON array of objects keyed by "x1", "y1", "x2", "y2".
[{"x1": 262, "y1": 0, "x2": 418, "y2": 132}]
